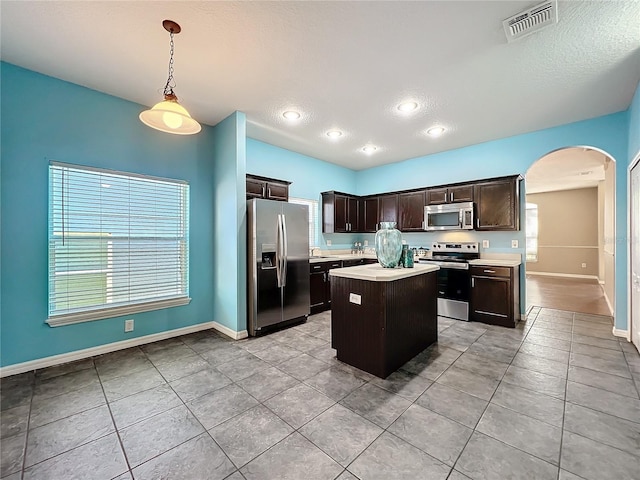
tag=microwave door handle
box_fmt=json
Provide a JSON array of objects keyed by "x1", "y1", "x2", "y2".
[{"x1": 458, "y1": 209, "x2": 464, "y2": 229}]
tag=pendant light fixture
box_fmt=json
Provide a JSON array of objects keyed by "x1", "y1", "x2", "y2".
[{"x1": 139, "y1": 20, "x2": 201, "y2": 135}]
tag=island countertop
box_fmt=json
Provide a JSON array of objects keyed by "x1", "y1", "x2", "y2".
[{"x1": 329, "y1": 263, "x2": 439, "y2": 281}]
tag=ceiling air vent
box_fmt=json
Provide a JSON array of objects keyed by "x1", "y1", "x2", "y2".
[{"x1": 503, "y1": 0, "x2": 558, "y2": 42}]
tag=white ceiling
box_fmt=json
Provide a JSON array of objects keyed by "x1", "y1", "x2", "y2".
[{"x1": 1, "y1": 1, "x2": 639, "y2": 174}]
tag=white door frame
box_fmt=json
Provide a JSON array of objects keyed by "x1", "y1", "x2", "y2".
[{"x1": 628, "y1": 150, "x2": 640, "y2": 346}]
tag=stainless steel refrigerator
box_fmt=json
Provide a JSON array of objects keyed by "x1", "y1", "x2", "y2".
[{"x1": 247, "y1": 198, "x2": 310, "y2": 336}]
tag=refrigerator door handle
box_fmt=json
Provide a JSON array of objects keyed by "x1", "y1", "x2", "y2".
[
  {"x1": 281, "y1": 213, "x2": 288, "y2": 286},
  {"x1": 276, "y1": 214, "x2": 283, "y2": 287}
]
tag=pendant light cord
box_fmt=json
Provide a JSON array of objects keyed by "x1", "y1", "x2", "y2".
[{"x1": 163, "y1": 31, "x2": 176, "y2": 97}]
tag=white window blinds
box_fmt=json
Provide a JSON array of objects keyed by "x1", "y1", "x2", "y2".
[
  {"x1": 48, "y1": 162, "x2": 190, "y2": 326},
  {"x1": 288, "y1": 197, "x2": 318, "y2": 247}
]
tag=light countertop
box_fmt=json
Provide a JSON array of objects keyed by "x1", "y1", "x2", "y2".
[
  {"x1": 329, "y1": 263, "x2": 439, "y2": 281},
  {"x1": 309, "y1": 254, "x2": 377, "y2": 264},
  {"x1": 469, "y1": 259, "x2": 522, "y2": 267}
]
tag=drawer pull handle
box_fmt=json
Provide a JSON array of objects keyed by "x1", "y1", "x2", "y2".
[
  {"x1": 313, "y1": 265, "x2": 322, "y2": 270},
  {"x1": 484, "y1": 269, "x2": 496, "y2": 273}
]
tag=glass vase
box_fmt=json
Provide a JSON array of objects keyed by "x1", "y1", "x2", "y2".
[{"x1": 375, "y1": 222, "x2": 403, "y2": 268}]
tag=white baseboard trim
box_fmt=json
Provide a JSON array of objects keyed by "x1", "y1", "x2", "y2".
[
  {"x1": 0, "y1": 322, "x2": 216, "y2": 378},
  {"x1": 526, "y1": 271, "x2": 599, "y2": 280},
  {"x1": 602, "y1": 289, "x2": 614, "y2": 317},
  {"x1": 612, "y1": 327, "x2": 628, "y2": 339},
  {"x1": 211, "y1": 321, "x2": 248, "y2": 340}
]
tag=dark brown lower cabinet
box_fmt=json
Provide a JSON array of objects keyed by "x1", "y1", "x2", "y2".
[
  {"x1": 331, "y1": 270, "x2": 438, "y2": 378},
  {"x1": 470, "y1": 265, "x2": 520, "y2": 327},
  {"x1": 309, "y1": 260, "x2": 342, "y2": 314}
]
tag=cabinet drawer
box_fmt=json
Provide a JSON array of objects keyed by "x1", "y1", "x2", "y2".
[
  {"x1": 310, "y1": 263, "x2": 326, "y2": 273},
  {"x1": 470, "y1": 265, "x2": 511, "y2": 277}
]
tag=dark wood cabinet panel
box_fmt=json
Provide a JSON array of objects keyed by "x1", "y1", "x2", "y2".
[
  {"x1": 426, "y1": 185, "x2": 474, "y2": 205},
  {"x1": 322, "y1": 192, "x2": 358, "y2": 233},
  {"x1": 310, "y1": 269, "x2": 326, "y2": 312},
  {"x1": 246, "y1": 174, "x2": 290, "y2": 202},
  {"x1": 309, "y1": 260, "x2": 343, "y2": 314},
  {"x1": 475, "y1": 178, "x2": 519, "y2": 231},
  {"x1": 426, "y1": 187, "x2": 448, "y2": 205},
  {"x1": 361, "y1": 197, "x2": 379, "y2": 232},
  {"x1": 398, "y1": 191, "x2": 426, "y2": 231},
  {"x1": 378, "y1": 194, "x2": 398, "y2": 225},
  {"x1": 470, "y1": 265, "x2": 520, "y2": 327},
  {"x1": 449, "y1": 185, "x2": 474, "y2": 203}
]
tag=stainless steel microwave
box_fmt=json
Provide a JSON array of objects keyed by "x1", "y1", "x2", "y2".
[{"x1": 424, "y1": 201, "x2": 474, "y2": 231}]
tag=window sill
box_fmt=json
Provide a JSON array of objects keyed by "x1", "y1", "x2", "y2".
[{"x1": 46, "y1": 297, "x2": 191, "y2": 327}]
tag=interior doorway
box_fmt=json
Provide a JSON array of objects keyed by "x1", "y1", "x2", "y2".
[{"x1": 525, "y1": 147, "x2": 616, "y2": 318}]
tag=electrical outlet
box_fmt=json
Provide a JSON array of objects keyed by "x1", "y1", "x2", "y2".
[
  {"x1": 581, "y1": 263, "x2": 587, "y2": 268},
  {"x1": 511, "y1": 240, "x2": 519, "y2": 248},
  {"x1": 364, "y1": 240, "x2": 368, "y2": 246},
  {"x1": 326, "y1": 240, "x2": 332, "y2": 246},
  {"x1": 125, "y1": 319, "x2": 134, "y2": 332},
  {"x1": 482, "y1": 240, "x2": 489, "y2": 248}
]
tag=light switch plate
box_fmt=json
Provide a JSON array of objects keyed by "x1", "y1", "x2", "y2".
[
  {"x1": 349, "y1": 293, "x2": 361, "y2": 305},
  {"x1": 364, "y1": 240, "x2": 368, "y2": 246},
  {"x1": 482, "y1": 240, "x2": 489, "y2": 248},
  {"x1": 327, "y1": 240, "x2": 332, "y2": 246},
  {"x1": 511, "y1": 240, "x2": 519, "y2": 248}
]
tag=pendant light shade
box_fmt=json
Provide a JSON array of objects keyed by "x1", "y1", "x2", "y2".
[
  {"x1": 140, "y1": 20, "x2": 201, "y2": 135},
  {"x1": 139, "y1": 93, "x2": 201, "y2": 135}
]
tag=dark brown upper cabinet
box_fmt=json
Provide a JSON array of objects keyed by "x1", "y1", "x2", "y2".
[
  {"x1": 322, "y1": 192, "x2": 359, "y2": 233},
  {"x1": 360, "y1": 197, "x2": 379, "y2": 233},
  {"x1": 246, "y1": 174, "x2": 290, "y2": 202},
  {"x1": 425, "y1": 185, "x2": 474, "y2": 205},
  {"x1": 474, "y1": 177, "x2": 520, "y2": 231},
  {"x1": 397, "y1": 191, "x2": 426, "y2": 231},
  {"x1": 378, "y1": 194, "x2": 398, "y2": 225}
]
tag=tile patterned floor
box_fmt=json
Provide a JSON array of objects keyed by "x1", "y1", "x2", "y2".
[{"x1": 1, "y1": 307, "x2": 639, "y2": 480}]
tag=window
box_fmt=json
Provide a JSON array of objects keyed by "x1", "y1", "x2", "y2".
[
  {"x1": 288, "y1": 197, "x2": 318, "y2": 247},
  {"x1": 526, "y1": 202, "x2": 538, "y2": 262},
  {"x1": 48, "y1": 162, "x2": 190, "y2": 326}
]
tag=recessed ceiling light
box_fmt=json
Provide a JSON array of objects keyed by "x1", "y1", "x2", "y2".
[
  {"x1": 326, "y1": 130, "x2": 343, "y2": 138},
  {"x1": 426, "y1": 126, "x2": 446, "y2": 137},
  {"x1": 397, "y1": 102, "x2": 418, "y2": 112},
  {"x1": 283, "y1": 111, "x2": 301, "y2": 121},
  {"x1": 362, "y1": 145, "x2": 378, "y2": 154}
]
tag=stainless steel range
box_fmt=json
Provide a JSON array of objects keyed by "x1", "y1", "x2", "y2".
[{"x1": 419, "y1": 241, "x2": 479, "y2": 321}]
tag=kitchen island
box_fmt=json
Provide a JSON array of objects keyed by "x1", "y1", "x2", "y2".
[{"x1": 329, "y1": 263, "x2": 439, "y2": 378}]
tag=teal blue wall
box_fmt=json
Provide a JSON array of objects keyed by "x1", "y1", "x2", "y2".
[
  {"x1": 246, "y1": 138, "x2": 360, "y2": 250},
  {"x1": 212, "y1": 112, "x2": 247, "y2": 333},
  {"x1": 0, "y1": 63, "x2": 218, "y2": 367}
]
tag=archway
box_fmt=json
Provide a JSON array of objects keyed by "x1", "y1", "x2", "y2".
[{"x1": 524, "y1": 146, "x2": 616, "y2": 318}]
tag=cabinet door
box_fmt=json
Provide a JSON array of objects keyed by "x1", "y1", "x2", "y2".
[
  {"x1": 265, "y1": 181, "x2": 288, "y2": 201},
  {"x1": 449, "y1": 185, "x2": 474, "y2": 203},
  {"x1": 334, "y1": 195, "x2": 348, "y2": 233},
  {"x1": 347, "y1": 197, "x2": 359, "y2": 232},
  {"x1": 475, "y1": 179, "x2": 519, "y2": 230},
  {"x1": 378, "y1": 194, "x2": 398, "y2": 224},
  {"x1": 362, "y1": 197, "x2": 379, "y2": 232},
  {"x1": 470, "y1": 275, "x2": 513, "y2": 326},
  {"x1": 325, "y1": 261, "x2": 342, "y2": 307},
  {"x1": 246, "y1": 178, "x2": 265, "y2": 199},
  {"x1": 398, "y1": 191, "x2": 425, "y2": 231},
  {"x1": 426, "y1": 188, "x2": 448, "y2": 205},
  {"x1": 310, "y1": 269, "x2": 327, "y2": 312}
]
